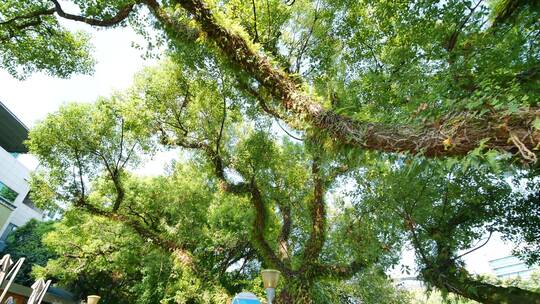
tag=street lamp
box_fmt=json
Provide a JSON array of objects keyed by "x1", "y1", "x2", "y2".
[
  {"x1": 87, "y1": 295, "x2": 101, "y2": 304},
  {"x1": 261, "y1": 269, "x2": 280, "y2": 304}
]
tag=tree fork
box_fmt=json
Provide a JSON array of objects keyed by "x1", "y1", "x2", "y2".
[{"x1": 249, "y1": 180, "x2": 293, "y2": 275}]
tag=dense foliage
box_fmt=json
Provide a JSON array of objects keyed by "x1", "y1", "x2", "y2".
[
  {"x1": 1, "y1": 219, "x2": 56, "y2": 286},
  {"x1": 26, "y1": 63, "x2": 405, "y2": 302},
  {"x1": 350, "y1": 157, "x2": 540, "y2": 303},
  {"x1": 2, "y1": 0, "x2": 540, "y2": 303}
]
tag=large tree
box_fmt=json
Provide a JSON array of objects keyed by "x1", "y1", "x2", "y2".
[
  {"x1": 2, "y1": 0, "x2": 540, "y2": 160},
  {"x1": 10, "y1": 1, "x2": 540, "y2": 302},
  {"x1": 28, "y1": 61, "x2": 405, "y2": 303},
  {"x1": 29, "y1": 55, "x2": 540, "y2": 304}
]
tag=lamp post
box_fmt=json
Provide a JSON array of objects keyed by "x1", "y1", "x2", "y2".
[
  {"x1": 87, "y1": 295, "x2": 101, "y2": 304},
  {"x1": 261, "y1": 269, "x2": 280, "y2": 304}
]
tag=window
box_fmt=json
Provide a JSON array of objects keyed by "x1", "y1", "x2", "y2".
[
  {"x1": 0, "y1": 223, "x2": 17, "y2": 241},
  {"x1": 22, "y1": 193, "x2": 40, "y2": 212},
  {"x1": 0, "y1": 181, "x2": 18, "y2": 204}
]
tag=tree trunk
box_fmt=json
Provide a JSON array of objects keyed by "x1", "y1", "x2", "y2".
[
  {"x1": 276, "y1": 280, "x2": 313, "y2": 304},
  {"x1": 425, "y1": 268, "x2": 540, "y2": 304}
]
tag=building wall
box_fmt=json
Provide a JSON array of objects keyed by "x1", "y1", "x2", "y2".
[
  {"x1": 0, "y1": 145, "x2": 43, "y2": 241},
  {"x1": 489, "y1": 255, "x2": 538, "y2": 279},
  {"x1": 393, "y1": 276, "x2": 425, "y2": 291}
]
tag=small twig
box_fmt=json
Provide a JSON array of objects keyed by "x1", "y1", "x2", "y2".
[
  {"x1": 251, "y1": 0, "x2": 259, "y2": 42},
  {"x1": 454, "y1": 231, "x2": 493, "y2": 260},
  {"x1": 275, "y1": 118, "x2": 303, "y2": 141}
]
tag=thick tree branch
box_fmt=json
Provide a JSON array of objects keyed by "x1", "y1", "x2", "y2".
[
  {"x1": 50, "y1": 0, "x2": 135, "y2": 27},
  {"x1": 276, "y1": 201, "x2": 292, "y2": 262},
  {"x1": 168, "y1": 0, "x2": 540, "y2": 159},
  {"x1": 299, "y1": 157, "x2": 326, "y2": 272},
  {"x1": 491, "y1": 0, "x2": 530, "y2": 27},
  {"x1": 445, "y1": 273, "x2": 540, "y2": 304},
  {"x1": 421, "y1": 238, "x2": 540, "y2": 304},
  {"x1": 249, "y1": 179, "x2": 293, "y2": 275},
  {"x1": 143, "y1": 0, "x2": 199, "y2": 40},
  {"x1": 0, "y1": 8, "x2": 55, "y2": 26},
  {"x1": 110, "y1": 172, "x2": 125, "y2": 212},
  {"x1": 91, "y1": 149, "x2": 125, "y2": 212},
  {"x1": 6, "y1": 0, "x2": 539, "y2": 158}
]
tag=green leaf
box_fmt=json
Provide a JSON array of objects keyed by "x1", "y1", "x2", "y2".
[{"x1": 533, "y1": 117, "x2": 540, "y2": 130}]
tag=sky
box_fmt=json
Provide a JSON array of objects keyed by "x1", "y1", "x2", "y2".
[
  {"x1": 0, "y1": 13, "x2": 517, "y2": 278},
  {"x1": 0, "y1": 19, "x2": 179, "y2": 175},
  {"x1": 390, "y1": 233, "x2": 514, "y2": 279},
  {"x1": 0, "y1": 26, "x2": 145, "y2": 127}
]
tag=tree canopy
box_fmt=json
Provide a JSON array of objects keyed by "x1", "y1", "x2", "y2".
[
  {"x1": 2, "y1": 0, "x2": 540, "y2": 159},
  {"x1": 24, "y1": 58, "x2": 540, "y2": 303},
  {"x1": 27, "y1": 59, "x2": 404, "y2": 301}
]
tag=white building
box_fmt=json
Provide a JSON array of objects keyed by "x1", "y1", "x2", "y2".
[
  {"x1": 0, "y1": 101, "x2": 44, "y2": 250},
  {"x1": 489, "y1": 255, "x2": 538, "y2": 279}
]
